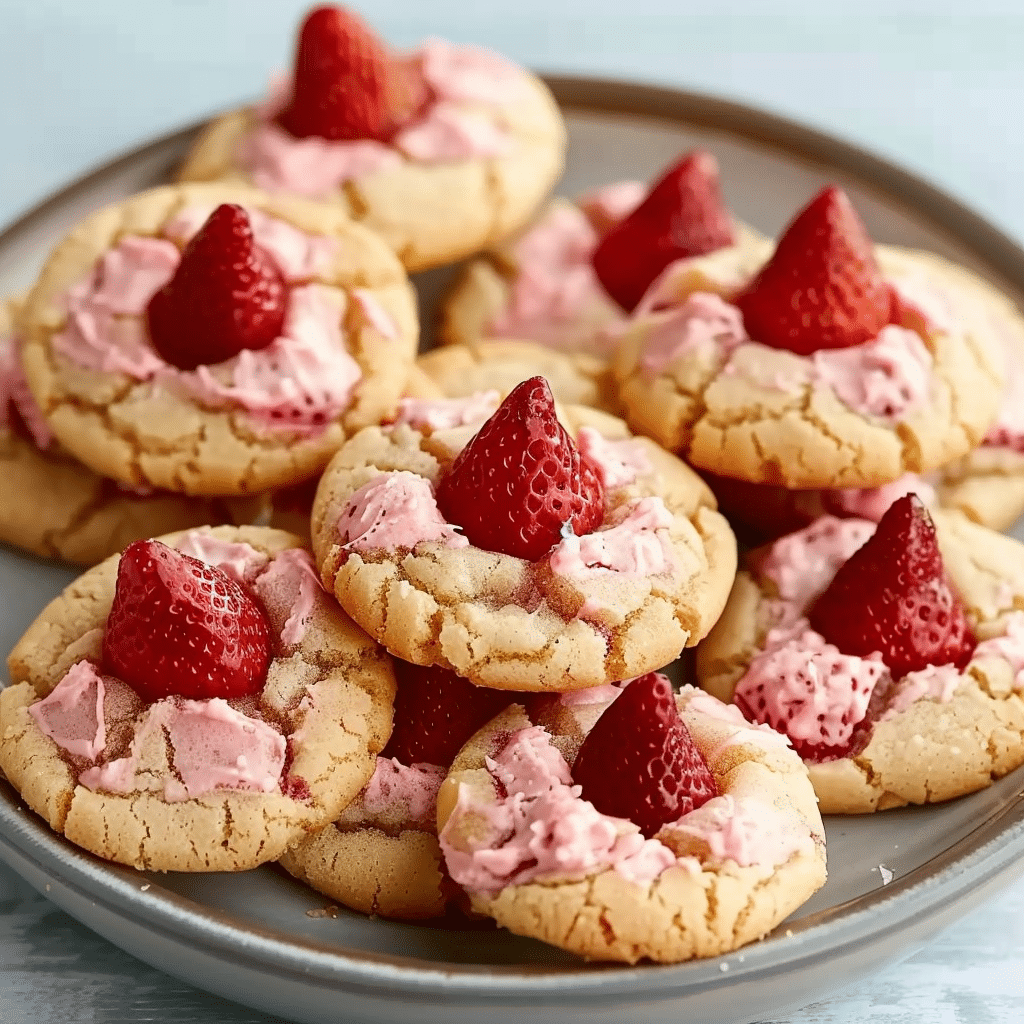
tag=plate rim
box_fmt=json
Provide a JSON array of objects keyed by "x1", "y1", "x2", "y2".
[{"x1": 4, "y1": 72, "x2": 1024, "y2": 1005}]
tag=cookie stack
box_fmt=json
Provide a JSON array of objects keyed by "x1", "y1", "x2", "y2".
[{"x1": 4, "y1": 1, "x2": 1024, "y2": 971}]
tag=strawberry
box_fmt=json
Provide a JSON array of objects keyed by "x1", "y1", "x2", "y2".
[
  {"x1": 735, "y1": 185, "x2": 896, "y2": 354},
  {"x1": 435, "y1": 376, "x2": 604, "y2": 561},
  {"x1": 590, "y1": 150, "x2": 735, "y2": 312},
  {"x1": 147, "y1": 204, "x2": 287, "y2": 371},
  {"x1": 381, "y1": 662, "x2": 514, "y2": 767},
  {"x1": 277, "y1": 5, "x2": 423, "y2": 142},
  {"x1": 808, "y1": 494, "x2": 976, "y2": 678},
  {"x1": 102, "y1": 540, "x2": 272, "y2": 703},
  {"x1": 572, "y1": 673, "x2": 718, "y2": 838}
]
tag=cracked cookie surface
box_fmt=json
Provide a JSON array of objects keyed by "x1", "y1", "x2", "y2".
[
  {"x1": 311, "y1": 404, "x2": 737, "y2": 691},
  {"x1": 696, "y1": 511, "x2": 1024, "y2": 813},
  {"x1": 0, "y1": 525, "x2": 396, "y2": 871},
  {"x1": 176, "y1": 43, "x2": 565, "y2": 274},
  {"x1": 436, "y1": 688, "x2": 826, "y2": 963},
  {"x1": 19, "y1": 183, "x2": 419, "y2": 497},
  {"x1": 613, "y1": 242, "x2": 1005, "y2": 490}
]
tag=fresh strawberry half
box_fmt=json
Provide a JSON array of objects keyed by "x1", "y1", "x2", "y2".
[
  {"x1": 277, "y1": 5, "x2": 424, "y2": 142},
  {"x1": 590, "y1": 150, "x2": 735, "y2": 312},
  {"x1": 735, "y1": 185, "x2": 895, "y2": 354},
  {"x1": 147, "y1": 204, "x2": 287, "y2": 371},
  {"x1": 381, "y1": 662, "x2": 514, "y2": 767},
  {"x1": 435, "y1": 376, "x2": 605, "y2": 561},
  {"x1": 572, "y1": 673, "x2": 718, "y2": 838},
  {"x1": 808, "y1": 494, "x2": 976, "y2": 678},
  {"x1": 102, "y1": 540, "x2": 272, "y2": 703}
]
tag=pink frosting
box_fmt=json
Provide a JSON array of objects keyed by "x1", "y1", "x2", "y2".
[
  {"x1": 757, "y1": 515, "x2": 875, "y2": 609},
  {"x1": 577, "y1": 180, "x2": 646, "y2": 235},
  {"x1": 2, "y1": 336, "x2": 53, "y2": 450},
  {"x1": 54, "y1": 222, "x2": 360, "y2": 435},
  {"x1": 828, "y1": 474, "x2": 937, "y2": 523},
  {"x1": 351, "y1": 289, "x2": 397, "y2": 340},
  {"x1": 337, "y1": 471, "x2": 469, "y2": 553},
  {"x1": 984, "y1": 350, "x2": 1024, "y2": 451},
  {"x1": 30, "y1": 661, "x2": 107, "y2": 761},
  {"x1": 488, "y1": 204, "x2": 626, "y2": 354},
  {"x1": 881, "y1": 663, "x2": 962, "y2": 720},
  {"x1": 669, "y1": 793, "x2": 813, "y2": 868},
  {"x1": 253, "y1": 547, "x2": 322, "y2": 647},
  {"x1": 734, "y1": 623, "x2": 887, "y2": 750},
  {"x1": 440, "y1": 726, "x2": 678, "y2": 894},
  {"x1": 173, "y1": 531, "x2": 269, "y2": 583},
  {"x1": 0, "y1": 331, "x2": 14, "y2": 433},
  {"x1": 549, "y1": 497, "x2": 677, "y2": 578},
  {"x1": 80, "y1": 697, "x2": 285, "y2": 801},
  {"x1": 362, "y1": 757, "x2": 446, "y2": 829},
  {"x1": 238, "y1": 38, "x2": 521, "y2": 197},
  {"x1": 576, "y1": 427, "x2": 652, "y2": 489},
  {"x1": 679, "y1": 686, "x2": 792, "y2": 753},
  {"x1": 393, "y1": 391, "x2": 499, "y2": 431},
  {"x1": 811, "y1": 326, "x2": 933, "y2": 422},
  {"x1": 641, "y1": 293, "x2": 748, "y2": 377},
  {"x1": 974, "y1": 612, "x2": 1024, "y2": 689},
  {"x1": 557, "y1": 682, "x2": 623, "y2": 707}
]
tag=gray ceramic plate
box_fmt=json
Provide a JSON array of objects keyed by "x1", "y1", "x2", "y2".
[{"x1": 2, "y1": 77, "x2": 1024, "y2": 1024}]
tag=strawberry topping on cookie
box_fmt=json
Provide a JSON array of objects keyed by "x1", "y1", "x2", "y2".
[
  {"x1": 591, "y1": 150, "x2": 735, "y2": 312},
  {"x1": 102, "y1": 539, "x2": 272, "y2": 703},
  {"x1": 809, "y1": 494, "x2": 976, "y2": 677},
  {"x1": 277, "y1": 5, "x2": 424, "y2": 143},
  {"x1": 573, "y1": 673, "x2": 718, "y2": 837},
  {"x1": 146, "y1": 204, "x2": 287, "y2": 370},
  {"x1": 735, "y1": 186, "x2": 896, "y2": 354},
  {"x1": 382, "y1": 662, "x2": 514, "y2": 767},
  {"x1": 435, "y1": 376, "x2": 605, "y2": 561}
]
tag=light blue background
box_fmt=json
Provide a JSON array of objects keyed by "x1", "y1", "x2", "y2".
[{"x1": 1, "y1": 2, "x2": 1023, "y2": 1022}]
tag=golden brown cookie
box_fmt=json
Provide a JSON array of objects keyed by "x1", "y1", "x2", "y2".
[
  {"x1": 697, "y1": 511, "x2": 1024, "y2": 813},
  {"x1": 310, "y1": 400, "x2": 736, "y2": 691},
  {"x1": 0, "y1": 525, "x2": 396, "y2": 871},
  {"x1": 19, "y1": 183, "x2": 419, "y2": 498},
  {"x1": 613, "y1": 242, "x2": 1005, "y2": 490},
  {"x1": 177, "y1": 37, "x2": 564, "y2": 274},
  {"x1": 436, "y1": 685, "x2": 826, "y2": 963},
  {"x1": 0, "y1": 296, "x2": 259, "y2": 564}
]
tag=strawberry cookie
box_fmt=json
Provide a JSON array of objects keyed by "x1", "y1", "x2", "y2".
[
  {"x1": 614, "y1": 187, "x2": 1004, "y2": 489},
  {"x1": 440, "y1": 150, "x2": 766, "y2": 358},
  {"x1": 18, "y1": 183, "x2": 418, "y2": 497},
  {"x1": 311, "y1": 376, "x2": 736, "y2": 691},
  {"x1": 177, "y1": 5, "x2": 564, "y2": 273},
  {"x1": 697, "y1": 496, "x2": 1024, "y2": 813},
  {"x1": 0, "y1": 296, "x2": 260, "y2": 564},
  {"x1": 437, "y1": 673, "x2": 826, "y2": 963},
  {"x1": 280, "y1": 661, "x2": 513, "y2": 919},
  {"x1": 0, "y1": 525, "x2": 395, "y2": 870}
]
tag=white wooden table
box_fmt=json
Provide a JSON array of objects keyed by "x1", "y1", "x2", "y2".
[{"x1": 2, "y1": 2, "x2": 1023, "y2": 1019}]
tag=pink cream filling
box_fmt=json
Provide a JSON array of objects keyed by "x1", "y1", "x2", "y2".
[
  {"x1": 826, "y1": 474, "x2": 937, "y2": 524},
  {"x1": 361, "y1": 757, "x2": 447, "y2": 830},
  {"x1": 54, "y1": 214, "x2": 361, "y2": 436},
  {"x1": 974, "y1": 611, "x2": 1024, "y2": 689},
  {"x1": 30, "y1": 661, "x2": 108, "y2": 761},
  {"x1": 641, "y1": 293, "x2": 748, "y2": 377},
  {"x1": 337, "y1": 471, "x2": 469, "y2": 553},
  {"x1": 0, "y1": 331, "x2": 14, "y2": 433},
  {"x1": 576, "y1": 180, "x2": 646, "y2": 235},
  {"x1": 238, "y1": 38, "x2": 520, "y2": 197},
  {"x1": 576, "y1": 427, "x2": 652, "y2": 489},
  {"x1": 1, "y1": 331, "x2": 54, "y2": 449},
  {"x1": 548, "y1": 496, "x2": 677, "y2": 578},
  {"x1": 393, "y1": 391, "x2": 500, "y2": 431}
]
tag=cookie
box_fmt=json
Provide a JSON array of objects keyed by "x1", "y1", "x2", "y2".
[
  {"x1": 696, "y1": 509, "x2": 1024, "y2": 813},
  {"x1": 176, "y1": 12, "x2": 564, "y2": 274},
  {"x1": 436, "y1": 682, "x2": 826, "y2": 963},
  {"x1": 0, "y1": 525, "x2": 396, "y2": 871},
  {"x1": 18, "y1": 183, "x2": 418, "y2": 498},
  {"x1": 440, "y1": 169, "x2": 764, "y2": 359},
  {"x1": 613, "y1": 199, "x2": 1005, "y2": 490},
  {"x1": 416, "y1": 339, "x2": 619, "y2": 412},
  {"x1": 0, "y1": 296, "x2": 259, "y2": 564},
  {"x1": 310, "y1": 390, "x2": 737, "y2": 691}
]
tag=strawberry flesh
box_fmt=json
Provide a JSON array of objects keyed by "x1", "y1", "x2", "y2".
[
  {"x1": 147, "y1": 204, "x2": 287, "y2": 371},
  {"x1": 808, "y1": 494, "x2": 976, "y2": 678},
  {"x1": 381, "y1": 662, "x2": 514, "y2": 767},
  {"x1": 277, "y1": 5, "x2": 424, "y2": 142},
  {"x1": 102, "y1": 540, "x2": 272, "y2": 703},
  {"x1": 435, "y1": 376, "x2": 605, "y2": 561},
  {"x1": 572, "y1": 673, "x2": 718, "y2": 838},
  {"x1": 735, "y1": 185, "x2": 896, "y2": 354},
  {"x1": 591, "y1": 150, "x2": 735, "y2": 312}
]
